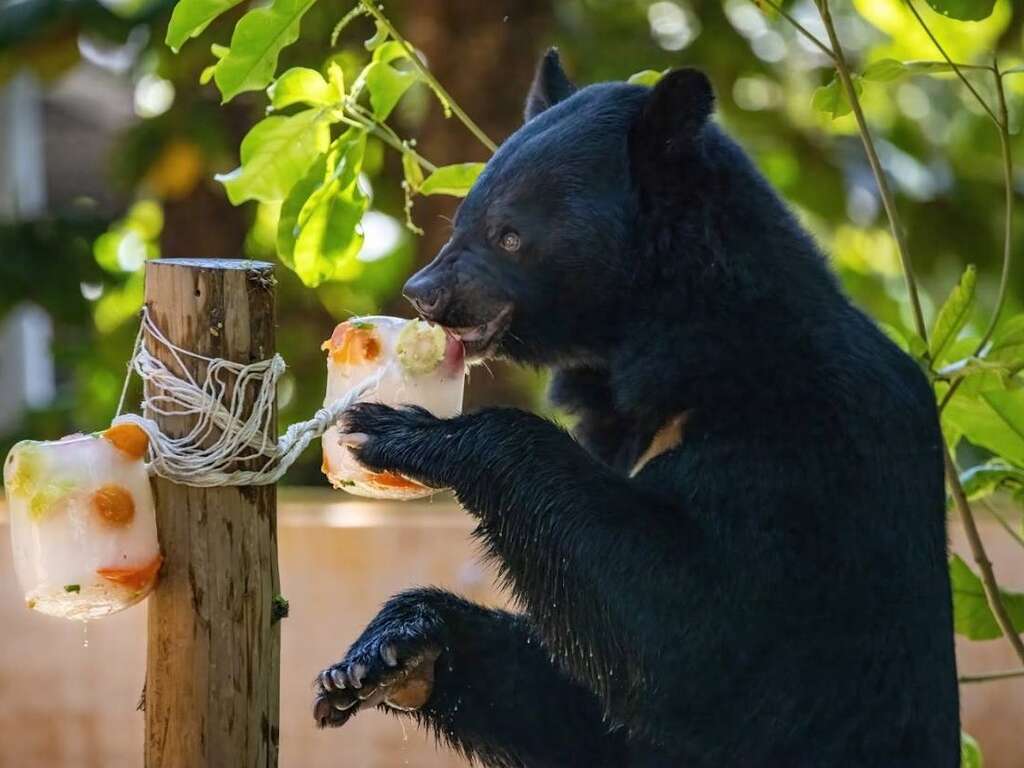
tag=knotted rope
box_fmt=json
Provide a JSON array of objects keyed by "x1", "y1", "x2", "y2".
[{"x1": 113, "y1": 307, "x2": 378, "y2": 487}]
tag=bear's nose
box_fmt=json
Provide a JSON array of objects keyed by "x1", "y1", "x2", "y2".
[{"x1": 402, "y1": 272, "x2": 450, "y2": 322}]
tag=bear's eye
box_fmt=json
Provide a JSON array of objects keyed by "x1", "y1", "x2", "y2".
[{"x1": 499, "y1": 230, "x2": 521, "y2": 253}]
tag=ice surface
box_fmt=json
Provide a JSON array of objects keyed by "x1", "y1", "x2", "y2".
[
  {"x1": 5, "y1": 429, "x2": 161, "y2": 620},
  {"x1": 321, "y1": 317, "x2": 465, "y2": 500}
]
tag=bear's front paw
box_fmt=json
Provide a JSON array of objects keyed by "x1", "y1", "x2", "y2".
[
  {"x1": 313, "y1": 625, "x2": 442, "y2": 728},
  {"x1": 339, "y1": 402, "x2": 454, "y2": 486}
]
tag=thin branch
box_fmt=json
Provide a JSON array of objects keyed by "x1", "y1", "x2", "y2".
[
  {"x1": 359, "y1": 0, "x2": 498, "y2": 154},
  {"x1": 758, "y1": 0, "x2": 836, "y2": 62},
  {"x1": 904, "y1": 59, "x2": 995, "y2": 73},
  {"x1": 946, "y1": 447, "x2": 1024, "y2": 664},
  {"x1": 976, "y1": 60, "x2": 1015, "y2": 353},
  {"x1": 959, "y1": 667, "x2": 1024, "y2": 684},
  {"x1": 905, "y1": 0, "x2": 999, "y2": 125},
  {"x1": 814, "y1": 0, "x2": 929, "y2": 343},
  {"x1": 809, "y1": 0, "x2": 1024, "y2": 667},
  {"x1": 983, "y1": 498, "x2": 1024, "y2": 551},
  {"x1": 907, "y1": 27, "x2": 1014, "y2": 414},
  {"x1": 337, "y1": 111, "x2": 438, "y2": 174}
]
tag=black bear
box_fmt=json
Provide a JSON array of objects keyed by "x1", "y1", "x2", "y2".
[{"x1": 313, "y1": 50, "x2": 959, "y2": 767}]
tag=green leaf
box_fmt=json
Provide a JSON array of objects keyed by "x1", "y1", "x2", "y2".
[
  {"x1": 944, "y1": 390, "x2": 1024, "y2": 467},
  {"x1": 419, "y1": 163, "x2": 485, "y2": 197},
  {"x1": 278, "y1": 129, "x2": 369, "y2": 287},
  {"x1": 277, "y1": 153, "x2": 328, "y2": 272},
  {"x1": 958, "y1": 461, "x2": 1024, "y2": 503},
  {"x1": 880, "y1": 322, "x2": 927, "y2": 359},
  {"x1": 924, "y1": 0, "x2": 996, "y2": 22},
  {"x1": 166, "y1": 0, "x2": 244, "y2": 52},
  {"x1": 627, "y1": 69, "x2": 666, "y2": 87},
  {"x1": 862, "y1": 59, "x2": 958, "y2": 83},
  {"x1": 988, "y1": 315, "x2": 1024, "y2": 372},
  {"x1": 365, "y1": 59, "x2": 418, "y2": 120},
  {"x1": 950, "y1": 554, "x2": 1024, "y2": 640},
  {"x1": 980, "y1": 389, "x2": 1024, "y2": 456},
  {"x1": 930, "y1": 266, "x2": 977, "y2": 365},
  {"x1": 961, "y1": 730, "x2": 982, "y2": 768},
  {"x1": 63, "y1": 584, "x2": 80, "y2": 593},
  {"x1": 862, "y1": 59, "x2": 908, "y2": 82},
  {"x1": 212, "y1": 0, "x2": 319, "y2": 102},
  {"x1": 268, "y1": 67, "x2": 339, "y2": 109},
  {"x1": 811, "y1": 75, "x2": 862, "y2": 119},
  {"x1": 216, "y1": 109, "x2": 329, "y2": 204}
]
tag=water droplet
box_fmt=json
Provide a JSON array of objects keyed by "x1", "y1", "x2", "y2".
[{"x1": 82, "y1": 620, "x2": 89, "y2": 648}]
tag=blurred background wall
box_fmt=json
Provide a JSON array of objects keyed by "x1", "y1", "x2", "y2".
[{"x1": 1, "y1": 0, "x2": 1023, "y2": 765}]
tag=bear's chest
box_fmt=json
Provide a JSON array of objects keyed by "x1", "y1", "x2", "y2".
[{"x1": 627, "y1": 412, "x2": 688, "y2": 477}]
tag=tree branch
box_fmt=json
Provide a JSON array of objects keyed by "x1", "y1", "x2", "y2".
[
  {"x1": 959, "y1": 667, "x2": 1024, "y2": 684},
  {"x1": 360, "y1": 0, "x2": 498, "y2": 154},
  {"x1": 808, "y1": 0, "x2": 1024, "y2": 666},
  {"x1": 814, "y1": 0, "x2": 928, "y2": 343},
  {"x1": 758, "y1": 0, "x2": 836, "y2": 62},
  {"x1": 905, "y1": 0, "x2": 999, "y2": 124},
  {"x1": 946, "y1": 447, "x2": 1024, "y2": 664}
]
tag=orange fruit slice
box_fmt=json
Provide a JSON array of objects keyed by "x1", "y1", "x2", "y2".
[
  {"x1": 97, "y1": 554, "x2": 163, "y2": 592},
  {"x1": 368, "y1": 470, "x2": 424, "y2": 491},
  {"x1": 321, "y1": 322, "x2": 381, "y2": 366},
  {"x1": 102, "y1": 423, "x2": 149, "y2": 460},
  {"x1": 91, "y1": 485, "x2": 136, "y2": 527}
]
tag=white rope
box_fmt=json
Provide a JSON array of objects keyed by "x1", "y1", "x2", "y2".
[{"x1": 113, "y1": 307, "x2": 379, "y2": 487}]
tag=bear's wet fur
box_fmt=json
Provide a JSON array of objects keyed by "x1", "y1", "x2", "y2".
[{"x1": 313, "y1": 51, "x2": 959, "y2": 767}]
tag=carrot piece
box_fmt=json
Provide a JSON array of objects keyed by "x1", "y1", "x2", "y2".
[
  {"x1": 368, "y1": 470, "x2": 424, "y2": 491},
  {"x1": 102, "y1": 423, "x2": 149, "y2": 460},
  {"x1": 321, "y1": 322, "x2": 381, "y2": 366},
  {"x1": 91, "y1": 485, "x2": 136, "y2": 527},
  {"x1": 97, "y1": 554, "x2": 163, "y2": 592}
]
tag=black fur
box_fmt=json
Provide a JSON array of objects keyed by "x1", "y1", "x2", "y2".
[{"x1": 314, "y1": 53, "x2": 959, "y2": 767}]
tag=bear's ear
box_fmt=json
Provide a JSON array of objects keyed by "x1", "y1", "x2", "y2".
[
  {"x1": 632, "y1": 68, "x2": 714, "y2": 158},
  {"x1": 524, "y1": 48, "x2": 576, "y2": 122}
]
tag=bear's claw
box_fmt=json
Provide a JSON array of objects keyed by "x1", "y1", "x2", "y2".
[{"x1": 314, "y1": 632, "x2": 442, "y2": 728}]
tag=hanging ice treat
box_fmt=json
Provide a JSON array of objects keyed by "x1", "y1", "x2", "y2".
[
  {"x1": 5, "y1": 424, "x2": 162, "y2": 620},
  {"x1": 322, "y1": 316, "x2": 465, "y2": 499}
]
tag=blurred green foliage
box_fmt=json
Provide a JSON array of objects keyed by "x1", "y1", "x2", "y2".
[
  {"x1": 1, "y1": 0, "x2": 1022, "y2": 487},
  {"x1": 2, "y1": 0, "x2": 1024, "y2": 759}
]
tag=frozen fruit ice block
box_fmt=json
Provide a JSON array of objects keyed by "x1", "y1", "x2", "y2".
[
  {"x1": 321, "y1": 316, "x2": 465, "y2": 499},
  {"x1": 4, "y1": 424, "x2": 162, "y2": 620}
]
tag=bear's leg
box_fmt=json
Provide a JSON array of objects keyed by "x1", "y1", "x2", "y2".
[{"x1": 314, "y1": 587, "x2": 628, "y2": 767}]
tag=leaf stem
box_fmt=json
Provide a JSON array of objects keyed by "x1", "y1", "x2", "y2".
[
  {"x1": 946, "y1": 447, "x2": 1024, "y2": 664},
  {"x1": 338, "y1": 109, "x2": 438, "y2": 174},
  {"x1": 905, "y1": 59, "x2": 994, "y2": 73},
  {"x1": 359, "y1": 0, "x2": 498, "y2": 153},
  {"x1": 758, "y1": 0, "x2": 836, "y2": 62},
  {"x1": 958, "y1": 667, "x2": 1024, "y2": 684},
  {"x1": 904, "y1": 7, "x2": 1014, "y2": 408},
  {"x1": 814, "y1": 0, "x2": 928, "y2": 343},
  {"x1": 978, "y1": 61, "x2": 1014, "y2": 353}
]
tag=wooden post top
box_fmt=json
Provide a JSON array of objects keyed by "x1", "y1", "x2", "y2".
[{"x1": 148, "y1": 258, "x2": 274, "y2": 271}]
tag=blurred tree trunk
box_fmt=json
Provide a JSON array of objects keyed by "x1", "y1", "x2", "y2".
[
  {"x1": 401, "y1": 0, "x2": 554, "y2": 409},
  {"x1": 160, "y1": 179, "x2": 247, "y2": 260}
]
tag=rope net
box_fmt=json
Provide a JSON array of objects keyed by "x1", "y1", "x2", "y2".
[{"x1": 113, "y1": 307, "x2": 376, "y2": 487}]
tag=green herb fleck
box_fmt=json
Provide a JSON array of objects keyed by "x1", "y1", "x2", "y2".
[
  {"x1": 64, "y1": 584, "x2": 80, "y2": 594},
  {"x1": 272, "y1": 594, "x2": 290, "y2": 623}
]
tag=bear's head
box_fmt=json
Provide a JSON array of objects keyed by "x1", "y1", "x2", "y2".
[{"x1": 402, "y1": 49, "x2": 716, "y2": 367}]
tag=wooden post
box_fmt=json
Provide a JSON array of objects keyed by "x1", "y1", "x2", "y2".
[{"x1": 143, "y1": 258, "x2": 279, "y2": 768}]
